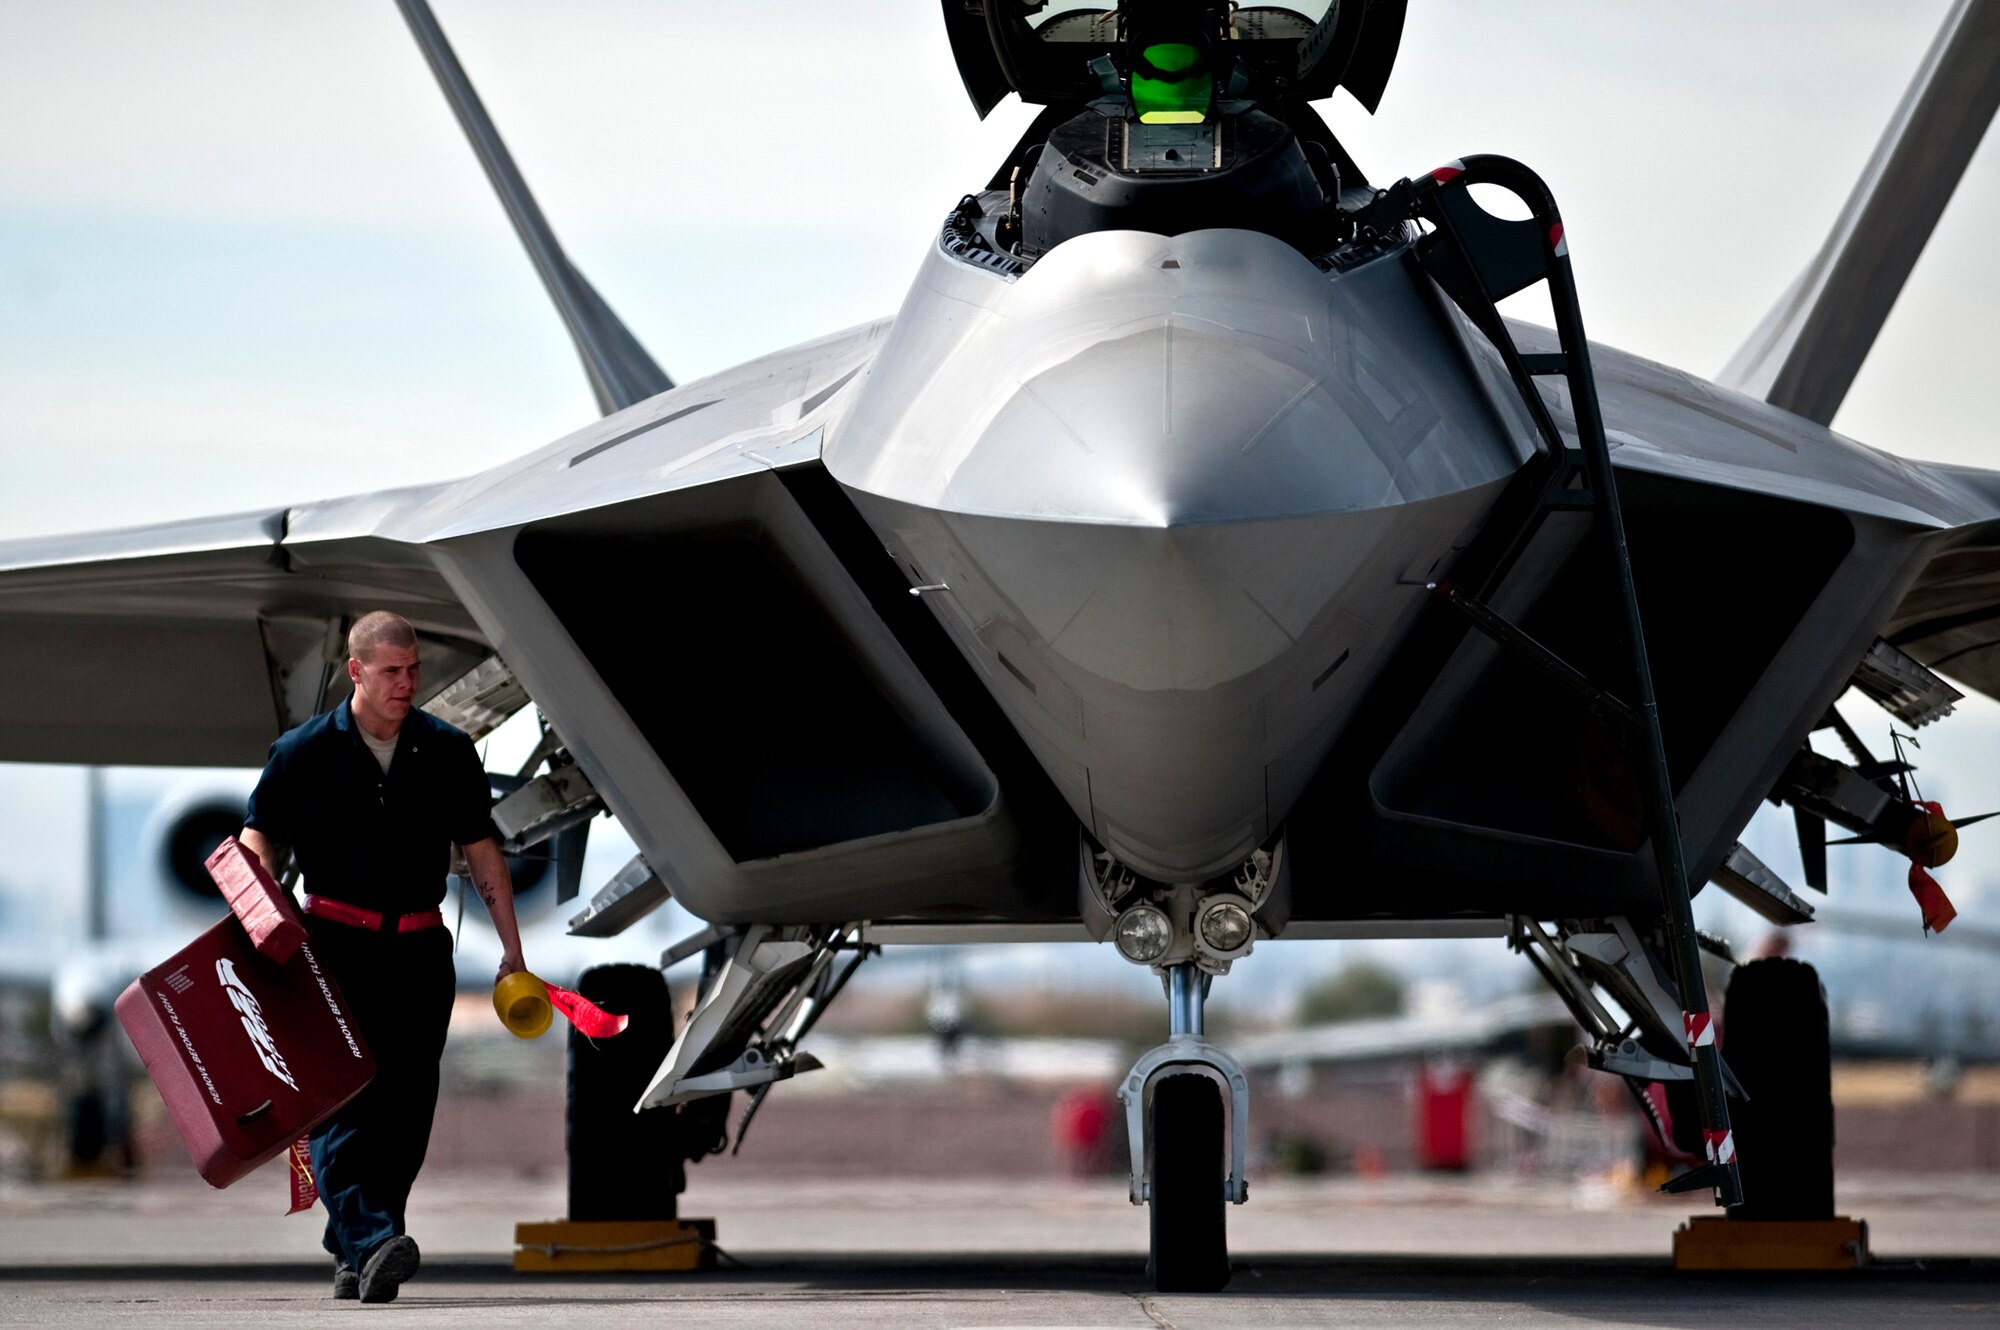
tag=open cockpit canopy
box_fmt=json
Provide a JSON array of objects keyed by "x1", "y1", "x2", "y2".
[{"x1": 939, "y1": 0, "x2": 1408, "y2": 119}]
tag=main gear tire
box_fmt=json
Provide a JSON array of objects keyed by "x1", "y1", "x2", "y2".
[
  {"x1": 566, "y1": 963, "x2": 686, "y2": 1221},
  {"x1": 1146, "y1": 1073, "x2": 1231, "y2": 1292},
  {"x1": 1724, "y1": 956, "x2": 1834, "y2": 1221}
]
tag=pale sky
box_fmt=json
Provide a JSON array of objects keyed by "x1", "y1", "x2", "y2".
[
  {"x1": 3, "y1": 0, "x2": 1992, "y2": 538},
  {"x1": 1, "y1": 1, "x2": 1996, "y2": 1004}
]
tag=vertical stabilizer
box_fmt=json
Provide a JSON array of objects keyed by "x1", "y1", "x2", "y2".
[
  {"x1": 395, "y1": 0, "x2": 673, "y2": 415},
  {"x1": 1718, "y1": 0, "x2": 2000, "y2": 425}
]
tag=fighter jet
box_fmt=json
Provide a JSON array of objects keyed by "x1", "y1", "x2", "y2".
[{"x1": 4, "y1": 0, "x2": 1999, "y2": 1290}]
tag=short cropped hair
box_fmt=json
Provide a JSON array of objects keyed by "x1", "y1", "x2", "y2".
[{"x1": 347, "y1": 611, "x2": 418, "y2": 663}]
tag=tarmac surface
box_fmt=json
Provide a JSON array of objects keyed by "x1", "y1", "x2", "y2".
[
  {"x1": 4, "y1": 1171, "x2": 1999, "y2": 1326},
  {"x1": 5, "y1": 1255, "x2": 1999, "y2": 1329}
]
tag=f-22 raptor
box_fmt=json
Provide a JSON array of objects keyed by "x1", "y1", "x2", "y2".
[{"x1": 4, "y1": 0, "x2": 2000, "y2": 1290}]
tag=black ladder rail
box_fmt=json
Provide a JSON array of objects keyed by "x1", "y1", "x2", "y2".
[{"x1": 1353, "y1": 156, "x2": 1743, "y2": 1206}]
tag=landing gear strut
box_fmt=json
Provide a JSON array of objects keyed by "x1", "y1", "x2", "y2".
[{"x1": 1121, "y1": 963, "x2": 1247, "y2": 1293}]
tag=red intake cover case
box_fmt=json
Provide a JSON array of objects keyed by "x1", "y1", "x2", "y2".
[
  {"x1": 204, "y1": 836, "x2": 306, "y2": 963},
  {"x1": 115, "y1": 918, "x2": 375, "y2": 1188}
]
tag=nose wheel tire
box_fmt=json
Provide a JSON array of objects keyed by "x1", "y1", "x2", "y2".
[{"x1": 1146, "y1": 1072, "x2": 1231, "y2": 1292}]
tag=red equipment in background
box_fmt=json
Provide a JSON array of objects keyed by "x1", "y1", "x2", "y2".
[{"x1": 1415, "y1": 1062, "x2": 1474, "y2": 1171}]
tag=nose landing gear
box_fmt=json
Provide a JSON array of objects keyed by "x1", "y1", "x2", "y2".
[{"x1": 1119, "y1": 962, "x2": 1249, "y2": 1293}]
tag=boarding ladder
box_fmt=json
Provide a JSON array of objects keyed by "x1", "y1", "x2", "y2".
[{"x1": 1347, "y1": 156, "x2": 1743, "y2": 1205}]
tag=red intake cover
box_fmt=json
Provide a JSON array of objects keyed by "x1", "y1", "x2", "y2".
[
  {"x1": 115, "y1": 918, "x2": 374, "y2": 1188},
  {"x1": 205, "y1": 835, "x2": 307, "y2": 963}
]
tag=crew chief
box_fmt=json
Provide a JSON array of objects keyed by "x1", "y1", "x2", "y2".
[{"x1": 240, "y1": 610, "x2": 526, "y2": 1304}]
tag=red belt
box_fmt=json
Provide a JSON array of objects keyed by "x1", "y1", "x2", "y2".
[{"x1": 304, "y1": 895, "x2": 444, "y2": 933}]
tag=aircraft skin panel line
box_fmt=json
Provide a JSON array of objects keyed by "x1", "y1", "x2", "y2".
[
  {"x1": 1561, "y1": 329, "x2": 1996, "y2": 532},
  {"x1": 372, "y1": 319, "x2": 891, "y2": 545}
]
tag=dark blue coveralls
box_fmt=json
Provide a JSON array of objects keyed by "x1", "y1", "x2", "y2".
[{"x1": 244, "y1": 697, "x2": 496, "y2": 1271}]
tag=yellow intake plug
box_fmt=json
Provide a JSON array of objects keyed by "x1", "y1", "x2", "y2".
[
  {"x1": 1906, "y1": 806, "x2": 1959, "y2": 869},
  {"x1": 493, "y1": 970, "x2": 553, "y2": 1039}
]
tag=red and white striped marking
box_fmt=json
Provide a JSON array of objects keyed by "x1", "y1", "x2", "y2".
[
  {"x1": 1549, "y1": 223, "x2": 1568, "y2": 257},
  {"x1": 1704, "y1": 1129, "x2": 1737, "y2": 1165},
  {"x1": 1684, "y1": 1011, "x2": 1714, "y2": 1050},
  {"x1": 1429, "y1": 160, "x2": 1466, "y2": 184}
]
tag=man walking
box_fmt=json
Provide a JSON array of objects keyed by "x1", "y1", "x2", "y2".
[{"x1": 240, "y1": 611, "x2": 526, "y2": 1303}]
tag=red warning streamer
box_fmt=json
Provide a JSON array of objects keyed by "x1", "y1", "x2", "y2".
[
  {"x1": 1908, "y1": 864, "x2": 1958, "y2": 934},
  {"x1": 287, "y1": 1136, "x2": 317, "y2": 1215},
  {"x1": 545, "y1": 982, "x2": 630, "y2": 1038}
]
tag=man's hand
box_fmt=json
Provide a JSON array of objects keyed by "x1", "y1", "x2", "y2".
[
  {"x1": 496, "y1": 951, "x2": 526, "y2": 983},
  {"x1": 238, "y1": 827, "x2": 285, "y2": 882}
]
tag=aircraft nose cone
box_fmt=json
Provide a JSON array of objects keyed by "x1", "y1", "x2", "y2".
[
  {"x1": 942, "y1": 303, "x2": 1452, "y2": 530},
  {"x1": 829, "y1": 228, "x2": 1530, "y2": 879},
  {"x1": 837, "y1": 228, "x2": 1525, "y2": 532}
]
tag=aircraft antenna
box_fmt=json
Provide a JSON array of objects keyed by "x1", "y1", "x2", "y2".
[{"x1": 393, "y1": 0, "x2": 674, "y2": 416}]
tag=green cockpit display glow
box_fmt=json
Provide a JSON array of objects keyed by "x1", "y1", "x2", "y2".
[{"x1": 1132, "y1": 42, "x2": 1212, "y2": 125}]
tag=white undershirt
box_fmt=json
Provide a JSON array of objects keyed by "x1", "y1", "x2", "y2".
[{"x1": 360, "y1": 726, "x2": 398, "y2": 774}]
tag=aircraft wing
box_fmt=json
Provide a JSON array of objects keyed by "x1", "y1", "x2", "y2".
[
  {"x1": 1229, "y1": 994, "x2": 1574, "y2": 1069},
  {"x1": 1505, "y1": 321, "x2": 2000, "y2": 706},
  {"x1": 0, "y1": 320, "x2": 887, "y2": 768},
  {"x1": 0, "y1": 485, "x2": 486, "y2": 766},
  {"x1": 1878, "y1": 462, "x2": 2000, "y2": 702}
]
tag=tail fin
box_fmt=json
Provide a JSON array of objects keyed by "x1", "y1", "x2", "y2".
[
  {"x1": 395, "y1": 0, "x2": 672, "y2": 415},
  {"x1": 1717, "y1": 0, "x2": 2000, "y2": 425}
]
